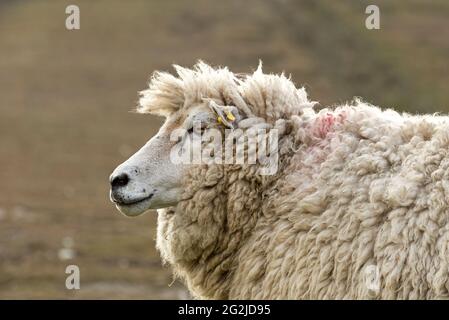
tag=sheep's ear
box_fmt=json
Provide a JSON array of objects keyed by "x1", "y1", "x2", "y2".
[{"x1": 208, "y1": 101, "x2": 241, "y2": 129}]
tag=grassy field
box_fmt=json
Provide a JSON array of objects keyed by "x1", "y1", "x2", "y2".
[{"x1": 0, "y1": 0, "x2": 448, "y2": 299}]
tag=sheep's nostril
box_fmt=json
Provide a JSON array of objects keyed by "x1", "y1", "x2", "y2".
[{"x1": 111, "y1": 173, "x2": 130, "y2": 189}]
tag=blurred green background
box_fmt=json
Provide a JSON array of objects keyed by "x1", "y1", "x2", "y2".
[{"x1": 0, "y1": 0, "x2": 448, "y2": 299}]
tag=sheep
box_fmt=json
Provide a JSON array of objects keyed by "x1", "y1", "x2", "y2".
[{"x1": 110, "y1": 61, "x2": 449, "y2": 299}]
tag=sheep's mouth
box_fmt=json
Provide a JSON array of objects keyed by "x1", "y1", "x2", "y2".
[
  {"x1": 114, "y1": 193, "x2": 154, "y2": 206},
  {"x1": 113, "y1": 193, "x2": 155, "y2": 217}
]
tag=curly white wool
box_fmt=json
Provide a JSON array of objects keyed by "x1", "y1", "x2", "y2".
[{"x1": 140, "y1": 62, "x2": 449, "y2": 299}]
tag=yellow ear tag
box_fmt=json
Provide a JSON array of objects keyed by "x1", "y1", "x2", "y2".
[
  {"x1": 217, "y1": 116, "x2": 223, "y2": 124},
  {"x1": 225, "y1": 111, "x2": 235, "y2": 121}
]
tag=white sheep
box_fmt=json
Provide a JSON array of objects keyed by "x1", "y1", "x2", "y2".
[{"x1": 110, "y1": 61, "x2": 449, "y2": 299}]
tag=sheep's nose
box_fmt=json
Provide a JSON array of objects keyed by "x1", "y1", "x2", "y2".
[{"x1": 110, "y1": 173, "x2": 130, "y2": 189}]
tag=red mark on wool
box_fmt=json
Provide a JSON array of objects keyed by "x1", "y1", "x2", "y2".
[
  {"x1": 303, "y1": 112, "x2": 346, "y2": 164},
  {"x1": 312, "y1": 112, "x2": 346, "y2": 139},
  {"x1": 304, "y1": 112, "x2": 345, "y2": 164}
]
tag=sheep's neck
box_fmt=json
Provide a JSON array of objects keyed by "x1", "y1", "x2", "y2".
[{"x1": 178, "y1": 163, "x2": 294, "y2": 298}]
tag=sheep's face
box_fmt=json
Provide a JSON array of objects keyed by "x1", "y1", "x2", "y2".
[{"x1": 110, "y1": 102, "x2": 229, "y2": 216}]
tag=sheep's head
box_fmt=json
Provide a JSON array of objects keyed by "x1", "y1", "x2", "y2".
[
  {"x1": 110, "y1": 62, "x2": 313, "y2": 217},
  {"x1": 110, "y1": 99, "x2": 245, "y2": 216}
]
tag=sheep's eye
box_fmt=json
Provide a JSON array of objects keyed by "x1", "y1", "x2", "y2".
[
  {"x1": 187, "y1": 122, "x2": 207, "y2": 134},
  {"x1": 199, "y1": 124, "x2": 207, "y2": 133}
]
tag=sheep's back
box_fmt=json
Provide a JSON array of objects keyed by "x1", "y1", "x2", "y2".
[{"x1": 230, "y1": 105, "x2": 449, "y2": 299}]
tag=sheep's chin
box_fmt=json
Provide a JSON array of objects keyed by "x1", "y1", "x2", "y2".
[
  {"x1": 115, "y1": 197, "x2": 154, "y2": 217},
  {"x1": 115, "y1": 191, "x2": 181, "y2": 217}
]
